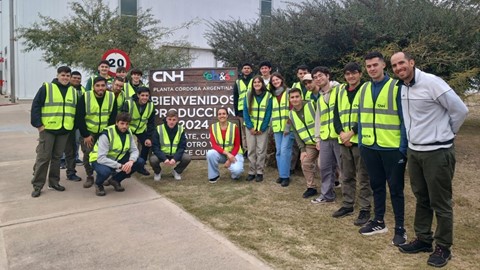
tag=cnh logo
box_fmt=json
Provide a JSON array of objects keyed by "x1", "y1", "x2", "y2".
[
  {"x1": 203, "y1": 70, "x2": 235, "y2": 81},
  {"x1": 152, "y1": 71, "x2": 184, "y2": 82}
]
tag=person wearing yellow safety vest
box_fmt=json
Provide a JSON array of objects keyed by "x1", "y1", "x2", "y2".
[
  {"x1": 206, "y1": 108, "x2": 244, "y2": 183},
  {"x1": 243, "y1": 75, "x2": 272, "y2": 182},
  {"x1": 110, "y1": 76, "x2": 127, "y2": 111},
  {"x1": 288, "y1": 88, "x2": 319, "y2": 199},
  {"x1": 150, "y1": 110, "x2": 191, "y2": 181},
  {"x1": 291, "y1": 65, "x2": 310, "y2": 101},
  {"x1": 233, "y1": 63, "x2": 253, "y2": 152},
  {"x1": 76, "y1": 77, "x2": 117, "y2": 189},
  {"x1": 30, "y1": 66, "x2": 77, "y2": 198},
  {"x1": 90, "y1": 112, "x2": 145, "y2": 196},
  {"x1": 310, "y1": 66, "x2": 341, "y2": 205},
  {"x1": 85, "y1": 60, "x2": 114, "y2": 91},
  {"x1": 357, "y1": 51, "x2": 408, "y2": 247},
  {"x1": 60, "y1": 71, "x2": 87, "y2": 182},
  {"x1": 268, "y1": 72, "x2": 294, "y2": 187},
  {"x1": 331, "y1": 62, "x2": 372, "y2": 226},
  {"x1": 124, "y1": 68, "x2": 146, "y2": 101},
  {"x1": 115, "y1": 66, "x2": 128, "y2": 80},
  {"x1": 121, "y1": 86, "x2": 155, "y2": 176}
]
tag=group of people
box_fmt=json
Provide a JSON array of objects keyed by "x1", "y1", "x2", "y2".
[{"x1": 30, "y1": 51, "x2": 468, "y2": 268}]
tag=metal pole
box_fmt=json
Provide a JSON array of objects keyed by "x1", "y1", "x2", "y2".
[{"x1": 9, "y1": 0, "x2": 16, "y2": 103}]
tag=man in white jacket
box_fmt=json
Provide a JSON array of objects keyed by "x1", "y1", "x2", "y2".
[{"x1": 391, "y1": 52, "x2": 468, "y2": 268}]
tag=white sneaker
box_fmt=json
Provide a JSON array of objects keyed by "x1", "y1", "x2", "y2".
[
  {"x1": 172, "y1": 170, "x2": 182, "y2": 180},
  {"x1": 154, "y1": 173, "x2": 161, "y2": 181}
]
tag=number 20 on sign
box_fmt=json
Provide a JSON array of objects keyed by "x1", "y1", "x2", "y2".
[{"x1": 102, "y1": 49, "x2": 131, "y2": 77}]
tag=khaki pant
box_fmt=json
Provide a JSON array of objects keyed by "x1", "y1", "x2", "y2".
[
  {"x1": 245, "y1": 130, "x2": 269, "y2": 175},
  {"x1": 31, "y1": 131, "x2": 69, "y2": 188},
  {"x1": 301, "y1": 145, "x2": 319, "y2": 188}
]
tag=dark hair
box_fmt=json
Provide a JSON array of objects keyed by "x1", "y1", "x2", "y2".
[
  {"x1": 399, "y1": 51, "x2": 414, "y2": 61},
  {"x1": 116, "y1": 67, "x2": 127, "y2": 73},
  {"x1": 114, "y1": 76, "x2": 125, "y2": 82},
  {"x1": 288, "y1": 87, "x2": 302, "y2": 96},
  {"x1": 116, "y1": 112, "x2": 131, "y2": 123},
  {"x1": 311, "y1": 66, "x2": 331, "y2": 78},
  {"x1": 136, "y1": 86, "x2": 150, "y2": 94},
  {"x1": 71, "y1": 71, "x2": 81, "y2": 77},
  {"x1": 259, "y1": 61, "x2": 272, "y2": 68},
  {"x1": 343, "y1": 62, "x2": 362, "y2": 73},
  {"x1": 57, "y1": 66, "x2": 71, "y2": 74},
  {"x1": 166, "y1": 109, "x2": 178, "y2": 118},
  {"x1": 130, "y1": 68, "x2": 143, "y2": 76},
  {"x1": 98, "y1": 60, "x2": 110, "y2": 67},
  {"x1": 241, "y1": 62, "x2": 253, "y2": 69},
  {"x1": 364, "y1": 51, "x2": 384, "y2": 61},
  {"x1": 268, "y1": 72, "x2": 287, "y2": 93},
  {"x1": 93, "y1": 76, "x2": 107, "y2": 85},
  {"x1": 217, "y1": 107, "x2": 228, "y2": 116},
  {"x1": 295, "y1": 65, "x2": 309, "y2": 73},
  {"x1": 248, "y1": 75, "x2": 268, "y2": 115}
]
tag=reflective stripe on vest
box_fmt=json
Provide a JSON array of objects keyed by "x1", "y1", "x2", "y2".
[
  {"x1": 126, "y1": 100, "x2": 154, "y2": 134},
  {"x1": 84, "y1": 91, "x2": 115, "y2": 134},
  {"x1": 41, "y1": 83, "x2": 77, "y2": 130},
  {"x1": 271, "y1": 91, "x2": 290, "y2": 132},
  {"x1": 158, "y1": 124, "x2": 184, "y2": 156},
  {"x1": 247, "y1": 90, "x2": 272, "y2": 131},
  {"x1": 337, "y1": 83, "x2": 360, "y2": 144},
  {"x1": 317, "y1": 86, "x2": 339, "y2": 140},
  {"x1": 236, "y1": 78, "x2": 252, "y2": 111},
  {"x1": 358, "y1": 79, "x2": 401, "y2": 147},
  {"x1": 124, "y1": 82, "x2": 136, "y2": 101},
  {"x1": 289, "y1": 101, "x2": 316, "y2": 145},
  {"x1": 211, "y1": 122, "x2": 243, "y2": 154},
  {"x1": 89, "y1": 125, "x2": 132, "y2": 162}
]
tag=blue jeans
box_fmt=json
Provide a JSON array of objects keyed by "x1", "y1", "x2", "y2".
[
  {"x1": 273, "y1": 132, "x2": 294, "y2": 178},
  {"x1": 92, "y1": 154, "x2": 145, "y2": 186},
  {"x1": 206, "y1": 150, "x2": 244, "y2": 179}
]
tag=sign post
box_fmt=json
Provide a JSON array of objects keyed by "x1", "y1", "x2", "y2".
[
  {"x1": 149, "y1": 68, "x2": 238, "y2": 159},
  {"x1": 102, "y1": 49, "x2": 131, "y2": 77}
]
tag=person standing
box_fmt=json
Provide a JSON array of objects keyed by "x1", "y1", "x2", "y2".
[
  {"x1": 259, "y1": 61, "x2": 272, "y2": 87},
  {"x1": 76, "y1": 77, "x2": 117, "y2": 189},
  {"x1": 357, "y1": 51, "x2": 408, "y2": 246},
  {"x1": 243, "y1": 75, "x2": 272, "y2": 182},
  {"x1": 233, "y1": 63, "x2": 253, "y2": 153},
  {"x1": 124, "y1": 68, "x2": 146, "y2": 100},
  {"x1": 291, "y1": 65, "x2": 310, "y2": 101},
  {"x1": 86, "y1": 60, "x2": 113, "y2": 91},
  {"x1": 111, "y1": 76, "x2": 126, "y2": 111},
  {"x1": 391, "y1": 52, "x2": 468, "y2": 267},
  {"x1": 30, "y1": 66, "x2": 77, "y2": 197},
  {"x1": 150, "y1": 110, "x2": 191, "y2": 181},
  {"x1": 89, "y1": 112, "x2": 145, "y2": 196},
  {"x1": 206, "y1": 108, "x2": 244, "y2": 183},
  {"x1": 331, "y1": 62, "x2": 372, "y2": 226}
]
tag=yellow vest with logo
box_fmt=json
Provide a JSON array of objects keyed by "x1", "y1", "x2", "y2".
[
  {"x1": 317, "y1": 87, "x2": 339, "y2": 140},
  {"x1": 84, "y1": 91, "x2": 115, "y2": 134},
  {"x1": 358, "y1": 79, "x2": 401, "y2": 147},
  {"x1": 236, "y1": 78, "x2": 252, "y2": 111},
  {"x1": 41, "y1": 83, "x2": 77, "y2": 130},
  {"x1": 211, "y1": 122, "x2": 243, "y2": 154},
  {"x1": 246, "y1": 90, "x2": 272, "y2": 131},
  {"x1": 336, "y1": 83, "x2": 361, "y2": 144},
  {"x1": 158, "y1": 124, "x2": 184, "y2": 155},
  {"x1": 271, "y1": 90, "x2": 290, "y2": 132},
  {"x1": 126, "y1": 100, "x2": 154, "y2": 134},
  {"x1": 89, "y1": 125, "x2": 132, "y2": 162},
  {"x1": 289, "y1": 101, "x2": 316, "y2": 145}
]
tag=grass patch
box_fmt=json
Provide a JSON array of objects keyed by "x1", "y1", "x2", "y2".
[{"x1": 138, "y1": 106, "x2": 480, "y2": 269}]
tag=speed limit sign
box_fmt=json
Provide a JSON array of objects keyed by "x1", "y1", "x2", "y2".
[{"x1": 102, "y1": 49, "x2": 131, "y2": 77}]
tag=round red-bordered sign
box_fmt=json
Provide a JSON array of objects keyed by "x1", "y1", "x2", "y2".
[{"x1": 102, "y1": 49, "x2": 131, "y2": 77}]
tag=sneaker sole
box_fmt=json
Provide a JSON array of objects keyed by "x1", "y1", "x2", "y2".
[
  {"x1": 360, "y1": 227, "x2": 388, "y2": 235},
  {"x1": 398, "y1": 246, "x2": 433, "y2": 254}
]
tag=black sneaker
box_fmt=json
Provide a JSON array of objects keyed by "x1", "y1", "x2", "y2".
[
  {"x1": 359, "y1": 220, "x2": 388, "y2": 235},
  {"x1": 83, "y1": 175, "x2": 94, "y2": 188},
  {"x1": 137, "y1": 167, "x2": 151, "y2": 176},
  {"x1": 67, "y1": 174, "x2": 82, "y2": 181},
  {"x1": 276, "y1": 177, "x2": 282, "y2": 184},
  {"x1": 255, "y1": 174, "x2": 263, "y2": 182},
  {"x1": 302, "y1": 188, "x2": 318, "y2": 198},
  {"x1": 95, "y1": 185, "x2": 106, "y2": 196},
  {"x1": 398, "y1": 238, "x2": 433, "y2": 254},
  {"x1": 392, "y1": 227, "x2": 407, "y2": 246},
  {"x1": 60, "y1": 161, "x2": 66, "y2": 169},
  {"x1": 354, "y1": 210, "x2": 370, "y2": 226},
  {"x1": 280, "y1": 178, "x2": 290, "y2": 187},
  {"x1": 334, "y1": 180, "x2": 341, "y2": 188},
  {"x1": 427, "y1": 245, "x2": 451, "y2": 268},
  {"x1": 48, "y1": 184, "x2": 66, "y2": 192},
  {"x1": 246, "y1": 174, "x2": 255, "y2": 181},
  {"x1": 31, "y1": 187, "x2": 41, "y2": 198},
  {"x1": 332, "y1": 207, "x2": 354, "y2": 218},
  {"x1": 75, "y1": 159, "x2": 83, "y2": 165},
  {"x1": 209, "y1": 175, "x2": 219, "y2": 184},
  {"x1": 109, "y1": 179, "x2": 125, "y2": 192}
]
